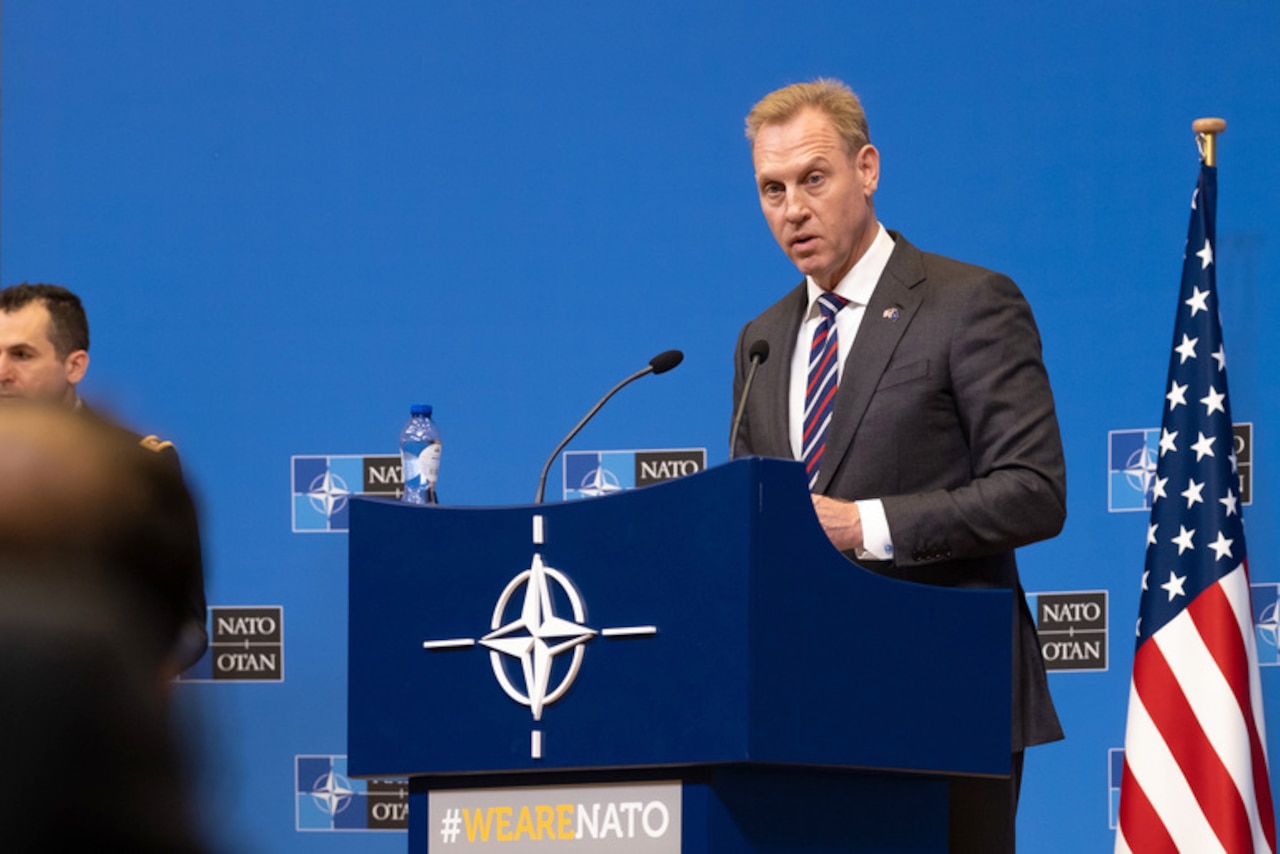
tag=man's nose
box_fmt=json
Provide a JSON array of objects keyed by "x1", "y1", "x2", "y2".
[{"x1": 784, "y1": 188, "x2": 809, "y2": 222}]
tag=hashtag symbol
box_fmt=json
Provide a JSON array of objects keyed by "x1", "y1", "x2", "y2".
[{"x1": 440, "y1": 808, "x2": 462, "y2": 843}]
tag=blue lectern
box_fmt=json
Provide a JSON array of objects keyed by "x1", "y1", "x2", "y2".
[{"x1": 348, "y1": 457, "x2": 1012, "y2": 852}]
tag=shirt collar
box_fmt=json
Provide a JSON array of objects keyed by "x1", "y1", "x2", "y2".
[{"x1": 804, "y1": 223, "x2": 895, "y2": 316}]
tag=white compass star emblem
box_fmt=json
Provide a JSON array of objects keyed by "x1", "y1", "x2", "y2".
[
  {"x1": 420, "y1": 514, "x2": 659, "y2": 758},
  {"x1": 577, "y1": 466, "x2": 624, "y2": 498},
  {"x1": 480, "y1": 554, "x2": 597, "y2": 721},
  {"x1": 307, "y1": 471, "x2": 351, "y2": 518},
  {"x1": 310, "y1": 770, "x2": 354, "y2": 816},
  {"x1": 1123, "y1": 444, "x2": 1159, "y2": 497},
  {"x1": 1258, "y1": 601, "x2": 1280, "y2": 652}
]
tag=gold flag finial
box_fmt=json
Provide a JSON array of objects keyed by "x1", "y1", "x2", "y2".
[{"x1": 1193, "y1": 118, "x2": 1227, "y2": 166}]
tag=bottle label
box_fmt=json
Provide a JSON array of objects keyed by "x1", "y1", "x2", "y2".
[
  {"x1": 420, "y1": 442, "x2": 442, "y2": 485},
  {"x1": 402, "y1": 454, "x2": 422, "y2": 489}
]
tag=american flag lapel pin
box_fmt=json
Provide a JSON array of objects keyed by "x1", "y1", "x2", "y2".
[{"x1": 882, "y1": 305, "x2": 901, "y2": 321}]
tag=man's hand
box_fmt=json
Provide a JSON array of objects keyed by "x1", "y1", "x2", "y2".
[{"x1": 811, "y1": 494, "x2": 864, "y2": 552}]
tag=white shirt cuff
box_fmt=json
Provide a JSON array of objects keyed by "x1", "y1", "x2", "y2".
[{"x1": 854, "y1": 499, "x2": 893, "y2": 560}]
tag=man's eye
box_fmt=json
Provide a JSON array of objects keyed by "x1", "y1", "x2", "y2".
[{"x1": 806, "y1": 173, "x2": 824, "y2": 185}]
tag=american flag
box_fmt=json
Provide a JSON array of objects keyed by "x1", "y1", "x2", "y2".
[{"x1": 1116, "y1": 163, "x2": 1276, "y2": 852}]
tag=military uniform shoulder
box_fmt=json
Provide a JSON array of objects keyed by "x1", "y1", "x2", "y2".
[
  {"x1": 137, "y1": 434, "x2": 177, "y2": 455},
  {"x1": 77, "y1": 402, "x2": 182, "y2": 461}
]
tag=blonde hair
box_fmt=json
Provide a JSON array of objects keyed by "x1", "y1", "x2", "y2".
[{"x1": 745, "y1": 78, "x2": 870, "y2": 155}]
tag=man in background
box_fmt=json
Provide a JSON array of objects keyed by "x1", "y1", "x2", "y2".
[
  {"x1": 732, "y1": 79, "x2": 1067, "y2": 852},
  {"x1": 0, "y1": 282, "x2": 89, "y2": 407},
  {"x1": 0, "y1": 282, "x2": 208, "y2": 673}
]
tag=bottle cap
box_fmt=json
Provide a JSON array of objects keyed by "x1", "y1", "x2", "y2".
[{"x1": 410, "y1": 404, "x2": 433, "y2": 417}]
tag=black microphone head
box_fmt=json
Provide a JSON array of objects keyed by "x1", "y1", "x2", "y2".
[
  {"x1": 649, "y1": 349, "x2": 684, "y2": 375},
  {"x1": 748, "y1": 339, "x2": 770, "y2": 363}
]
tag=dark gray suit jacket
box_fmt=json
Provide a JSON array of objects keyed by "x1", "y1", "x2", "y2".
[{"x1": 732, "y1": 232, "x2": 1066, "y2": 751}]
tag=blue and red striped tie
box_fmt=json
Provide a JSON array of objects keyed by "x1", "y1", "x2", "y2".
[{"x1": 803, "y1": 292, "x2": 848, "y2": 489}]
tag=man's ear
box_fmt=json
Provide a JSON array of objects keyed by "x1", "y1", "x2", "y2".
[
  {"x1": 64, "y1": 349, "x2": 89, "y2": 385},
  {"x1": 855, "y1": 143, "x2": 880, "y2": 197}
]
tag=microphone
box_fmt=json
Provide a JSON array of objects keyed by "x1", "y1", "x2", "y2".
[
  {"x1": 535, "y1": 350, "x2": 684, "y2": 503},
  {"x1": 729, "y1": 339, "x2": 769, "y2": 458},
  {"x1": 648, "y1": 349, "x2": 683, "y2": 375}
]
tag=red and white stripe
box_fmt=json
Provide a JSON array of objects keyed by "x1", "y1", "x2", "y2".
[{"x1": 1117, "y1": 561, "x2": 1276, "y2": 853}]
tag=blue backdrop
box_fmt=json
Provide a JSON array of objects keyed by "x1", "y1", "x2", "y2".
[{"x1": 3, "y1": 1, "x2": 1279, "y2": 851}]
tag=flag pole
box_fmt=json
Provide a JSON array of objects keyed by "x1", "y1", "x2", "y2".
[{"x1": 1193, "y1": 117, "x2": 1227, "y2": 166}]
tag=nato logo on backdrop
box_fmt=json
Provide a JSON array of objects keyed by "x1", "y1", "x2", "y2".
[
  {"x1": 563, "y1": 449, "x2": 706, "y2": 500},
  {"x1": 1028, "y1": 591, "x2": 1108, "y2": 672},
  {"x1": 1108, "y1": 423, "x2": 1253, "y2": 512},
  {"x1": 1253, "y1": 583, "x2": 1280, "y2": 667},
  {"x1": 291, "y1": 455, "x2": 402, "y2": 532},
  {"x1": 295, "y1": 755, "x2": 408, "y2": 831},
  {"x1": 1108, "y1": 748, "x2": 1124, "y2": 829},
  {"x1": 176, "y1": 606, "x2": 284, "y2": 682},
  {"x1": 1107, "y1": 429, "x2": 1160, "y2": 512}
]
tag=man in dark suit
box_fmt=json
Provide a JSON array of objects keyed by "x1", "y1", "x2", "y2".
[
  {"x1": 732, "y1": 79, "x2": 1066, "y2": 852},
  {"x1": 0, "y1": 282, "x2": 208, "y2": 674}
]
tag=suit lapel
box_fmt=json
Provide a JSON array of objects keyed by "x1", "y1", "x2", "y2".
[{"x1": 815, "y1": 236, "x2": 927, "y2": 492}]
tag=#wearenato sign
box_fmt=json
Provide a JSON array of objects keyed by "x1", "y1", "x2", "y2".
[{"x1": 429, "y1": 781, "x2": 681, "y2": 852}]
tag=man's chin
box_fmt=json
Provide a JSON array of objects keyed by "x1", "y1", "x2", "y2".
[
  {"x1": 0, "y1": 393, "x2": 52, "y2": 405},
  {"x1": 788, "y1": 249, "x2": 821, "y2": 268},
  {"x1": 790, "y1": 255, "x2": 831, "y2": 281}
]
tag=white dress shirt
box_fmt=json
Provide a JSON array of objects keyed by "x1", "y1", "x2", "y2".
[{"x1": 788, "y1": 223, "x2": 896, "y2": 560}]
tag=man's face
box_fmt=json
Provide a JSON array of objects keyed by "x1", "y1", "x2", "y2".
[
  {"x1": 0, "y1": 302, "x2": 87, "y2": 405},
  {"x1": 752, "y1": 107, "x2": 880, "y2": 292}
]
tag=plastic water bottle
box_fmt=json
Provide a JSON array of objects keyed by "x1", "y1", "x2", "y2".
[{"x1": 399, "y1": 404, "x2": 442, "y2": 504}]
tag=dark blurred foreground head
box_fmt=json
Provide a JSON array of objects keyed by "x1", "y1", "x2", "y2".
[
  {"x1": 0, "y1": 403, "x2": 205, "y2": 851},
  {"x1": 0, "y1": 402, "x2": 199, "y2": 671}
]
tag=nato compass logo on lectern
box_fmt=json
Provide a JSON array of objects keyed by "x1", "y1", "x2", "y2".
[
  {"x1": 422, "y1": 514, "x2": 657, "y2": 758},
  {"x1": 482, "y1": 553, "x2": 597, "y2": 720}
]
